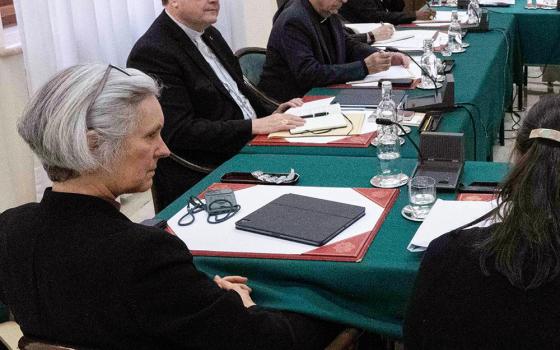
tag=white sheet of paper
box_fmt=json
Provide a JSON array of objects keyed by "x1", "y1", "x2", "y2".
[
  {"x1": 344, "y1": 23, "x2": 383, "y2": 34},
  {"x1": 479, "y1": 0, "x2": 514, "y2": 5},
  {"x1": 372, "y1": 31, "x2": 415, "y2": 45},
  {"x1": 433, "y1": 32, "x2": 449, "y2": 47},
  {"x1": 414, "y1": 22, "x2": 450, "y2": 27},
  {"x1": 401, "y1": 112, "x2": 425, "y2": 127},
  {"x1": 407, "y1": 199, "x2": 497, "y2": 252},
  {"x1": 168, "y1": 186, "x2": 385, "y2": 255},
  {"x1": 373, "y1": 30, "x2": 438, "y2": 51},
  {"x1": 285, "y1": 97, "x2": 335, "y2": 116},
  {"x1": 409, "y1": 56, "x2": 422, "y2": 78},
  {"x1": 535, "y1": 0, "x2": 555, "y2": 5}
]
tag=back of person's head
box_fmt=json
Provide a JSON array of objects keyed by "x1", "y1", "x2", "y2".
[
  {"x1": 478, "y1": 94, "x2": 560, "y2": 290},
  {"x1": 17, "y1": 64, "x2": 160, "y2": 182}
]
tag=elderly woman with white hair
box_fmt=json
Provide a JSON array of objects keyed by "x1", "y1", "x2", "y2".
[{"x1": 0, "y1": 64, "x2": 339, "y2": 349}]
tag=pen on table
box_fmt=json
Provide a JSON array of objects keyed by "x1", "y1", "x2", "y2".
[{"x1": 300, "y1": 112, "x2": 329, "y2": 119}]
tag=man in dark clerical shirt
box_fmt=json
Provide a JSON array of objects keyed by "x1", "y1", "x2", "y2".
[{"x1": 259, "y1": 0, "x2": 409, "y2": 102}]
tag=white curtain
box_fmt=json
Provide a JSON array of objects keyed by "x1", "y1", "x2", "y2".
[{"x1": 13, "y1": 0, "x2": 245, "y2": 199}]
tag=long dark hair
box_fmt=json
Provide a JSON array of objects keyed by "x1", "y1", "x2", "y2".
[{"x1": 478, "y1": 95, "x2": 560, "y2": 290}]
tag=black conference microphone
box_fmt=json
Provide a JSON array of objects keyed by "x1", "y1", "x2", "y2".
[
  {"x1": 384, "y1": 46, "x2": 439, "y2": 102},
  {"x1": 376, "y1": 118, "x2": 423, "y2": 160}
]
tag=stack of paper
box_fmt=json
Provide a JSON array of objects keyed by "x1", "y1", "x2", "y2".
[
  {"x1": 527, "y1": 0, "x2": 557, "y2": 7},
  {"x1": 344, "y1": 24, "x2": 415, "y2": 45},
  {"x1": 372, "y1": 31, "x2": 415, "y2": 45},
  {"x1": 344, "y1": 23, "x2": 383, "y2": 34},
  {"x1": 373, "y1": 30, "x2": 438, "y2": 52},
  {"x1": 479, "y1": 0, "x2": 514, "y2": 5},
  {"x1": 407, "y1": 199, "x2": 497, "y2": 252}
]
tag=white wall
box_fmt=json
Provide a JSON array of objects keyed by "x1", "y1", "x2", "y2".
[
  {"x1": 0, "y1": 0, "x2": 278, "y2": 211},
  {"x1": 241, "y1": 0, "x2": 277, "y2": 49},
  {"x1": 0, "y1": 50, "x2": 34, "y2": 212}
]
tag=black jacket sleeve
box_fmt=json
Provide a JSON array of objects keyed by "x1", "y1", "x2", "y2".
[
  {"x1": 279, "y1": 20, "x2": 369, "y2": 89},
  {"x1": 114, "y1": 230, "x2": 313, "y2": 350},
  {"x1": 403, "y1": 234, "x2": 454, "y2": 350}
]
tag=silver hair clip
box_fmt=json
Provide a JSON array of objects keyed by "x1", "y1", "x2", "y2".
[
  {"x1": 529, "y1": 128, "x2": 560, "y2": 143},
  {"x1": 251, "y1": 169, "x2": 297, "y2": 184}
]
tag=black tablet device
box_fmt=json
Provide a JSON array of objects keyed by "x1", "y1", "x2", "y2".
[{"x1": 235, "y1": 193, "x2": 365, "y2": 246}]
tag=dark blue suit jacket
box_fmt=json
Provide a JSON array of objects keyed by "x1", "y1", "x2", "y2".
[{"x1": 259, "y1": 0, "x2": 378, "y2": 101}]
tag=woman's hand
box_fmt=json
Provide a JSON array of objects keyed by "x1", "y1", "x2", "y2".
[
  {"x1": 214, "y1": 275, "x2": 256, "y2": 307},
  {"x1": 274, "y1": 98, "x2": 304, "y2": 113}
]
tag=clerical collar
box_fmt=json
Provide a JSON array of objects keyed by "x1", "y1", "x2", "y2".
[
  {"x1": 166, "y1": 9, "x2": 204, "y2": 43},
  {"x1": 308, "y1": 3, "x2": 330, "y2": 24}
]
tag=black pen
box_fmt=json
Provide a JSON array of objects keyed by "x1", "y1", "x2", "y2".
[{"x1": 300, "y1": 112, "x2": 329, "y2": 119}]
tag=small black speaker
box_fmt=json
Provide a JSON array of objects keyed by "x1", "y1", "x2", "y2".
[
  {"x1": 406, "y1": 73, "x2": 455, "y2": 112},
  {"x1": 420, "y1": 132, "x2": 464, "y2": 163}
]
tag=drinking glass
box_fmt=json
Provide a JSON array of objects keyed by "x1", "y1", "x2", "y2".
[{"x1": 408, "y1": 176, "x2": 436, "y2": 219}]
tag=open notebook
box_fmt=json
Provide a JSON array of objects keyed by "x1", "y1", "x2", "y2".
[
  {"x1": 347, "y1": 65, "x2": 415, "y2": 86},
  {"x1": 289, "y1": 103, "x2": 348, "y2": 134}
]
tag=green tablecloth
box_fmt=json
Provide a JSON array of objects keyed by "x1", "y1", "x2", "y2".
[
  {"x1": 487, "y1": 0, "x2": 560, "y2": 65},
  {"x1": 242, "y1": 13, "x2": 518, "y2": 161},
  {"x1": 158, "y1": 154, "x2": 509, "y2": 338}
]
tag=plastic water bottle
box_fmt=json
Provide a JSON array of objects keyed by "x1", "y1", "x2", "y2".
[
  {"x1": 448, "y1": 11, "x2": 463, "y2": 53},
  {"x1": 418, "y1": 39, "x2": 438, "y2": 89},
  {"x1": 468, "y1": 0, "x2": 481, "y2": 24}
]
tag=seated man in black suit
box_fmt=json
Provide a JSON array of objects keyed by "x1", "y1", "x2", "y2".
[
  {"x1": 339, "y1": 0, "x2": 434, "y2": 25},
  {"x1": 259, "y1": 0, "x2": 410, "y2": 102},
  {"x1": 275, "y1": 0, "x2": 395, "y2": 44},
  {"x1": 128, "y1": 0, "x2": 304, "y2": 210}
]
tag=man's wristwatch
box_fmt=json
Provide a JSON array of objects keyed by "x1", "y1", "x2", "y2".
[{"x1": 367, "y1": 31, "x2": 375, "y2": 44}]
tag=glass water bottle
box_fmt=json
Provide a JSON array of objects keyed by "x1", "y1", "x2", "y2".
[{"x1": 418, "y1": 39, "x2": 439, "y2": 89}]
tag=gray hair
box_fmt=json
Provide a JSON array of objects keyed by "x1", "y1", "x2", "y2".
[{"x1": 17, "y1": 64, "x2": 160, "y2": 182}]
